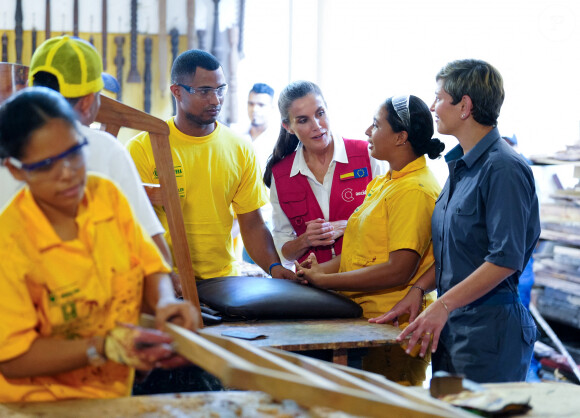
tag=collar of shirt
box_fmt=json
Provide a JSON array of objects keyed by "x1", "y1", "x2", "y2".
[
  {"x1": 168, "y1": 117, "x2": 221, "y2": 144},
  {"x1": 289, "y1": 132, "x2": 347, "y2": 178},
  {"x1": 386, "y1": 155, "x2": 427, "y2": 180},
  {"x1": 444, "y1": 127, "x2": 501, "y2": 168},
  {"x1": 18, "y1": 177, "x2": 115, "y2": 251}
]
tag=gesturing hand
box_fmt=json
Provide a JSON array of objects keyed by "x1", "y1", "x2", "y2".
[
  {"x1": 369, "y1": 287, "x2": 424, "y2": 328},
  {"x1": 396, "y1": 299, "x2": 450, "y2": 358},
  {"x1": 295, "y1": 253, "x2": 326, "y2": 288},
  {"x1": 270, "y1": 264, "x2": 301, "y2": 282},
  {"x1": 303, "y1": 218, "x2": 335, "y2": 247}
]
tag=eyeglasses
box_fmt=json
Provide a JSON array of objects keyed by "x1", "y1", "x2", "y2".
[
  {"x1": 8, "y1": 137, "x2": 88, "y2": 180},
  {"x1": 177, "y1": 83, "x2": 228, "y2": 99}
]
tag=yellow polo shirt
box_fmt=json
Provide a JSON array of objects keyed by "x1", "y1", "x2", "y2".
[
  {"x1": 126, "y1": 118, "x2": 268, "y2": 279},
  {"x1": 340, "y1": 156, "x2": 440, "y2": 320},
  {"x1": 0, "y1": 174, "x2": 170, "y2": 402}
]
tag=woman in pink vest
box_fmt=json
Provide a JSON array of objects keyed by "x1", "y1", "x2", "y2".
[{"x1": 263, "y1": 81, "x2": 384, "y2": 268}]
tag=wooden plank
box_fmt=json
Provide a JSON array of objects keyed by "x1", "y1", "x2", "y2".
[
  {"x1": 95, "y1": 95, "x2": 201, "y2": 313},
  {"x1": 200, "y1": 318, "x2": 400, "y2": 351},
  {"x1": 96, "y1": 95, "x2": 168, "y2": 135},
  {"x1": 158, "y1": 319, "x2": 457, "y2": 417},
  {"x1": 262, "y1": 347, "x2": 471, "y2": 418}
]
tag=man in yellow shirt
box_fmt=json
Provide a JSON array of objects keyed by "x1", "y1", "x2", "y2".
[{"x1": 127, "y1": 50, "x2": 294, "y2": 281}]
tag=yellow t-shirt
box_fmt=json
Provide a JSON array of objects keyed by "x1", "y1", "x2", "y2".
[
  {"x1": 0, "y1": 175, "x2": 170, "y2": 402},
  {"x1": 340, "y1": 156, "x2": 441, "y2": 320},
  {"x1": 126, "y1": 118, "x2": 268, "y2": 279}
]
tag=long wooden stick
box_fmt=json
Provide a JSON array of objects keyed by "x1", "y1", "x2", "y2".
[
  {"x1": 141, "y1": 315, "x2": 464, "y2": 417},
  {"x1": 530, "y1": 303, "x2": 580, "y2": 382},
  {"x1": 210, "y1": 334, "x2": 469, "y2": 417}
]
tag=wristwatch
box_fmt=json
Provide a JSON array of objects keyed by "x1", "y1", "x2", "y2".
[{"x1": 86, "y1": 336, "x2": 107, "y2": 367}]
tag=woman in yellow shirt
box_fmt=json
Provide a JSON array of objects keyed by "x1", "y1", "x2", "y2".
[
  {"x1": 296, "y1": 95, "x2": 444, "y2": 385},
  {"x1": 0, "y1": 87, "x2": 200, "y2": 402}
]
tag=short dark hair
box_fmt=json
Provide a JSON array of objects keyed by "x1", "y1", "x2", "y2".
[
  {"x1": 250, "y1": 83, "x2": 274, "y2": 97},
  {"x1": 170, "y1": 49, "x2": 221, "y2": 84},
  {"x1": 32, "y1": 71, "x2": 82, "y2": 107},
  {"x1": 0, "y1": 87, "x2": 78, "y2": 159},
  {"x1": 436, "y1": 59, "x2": 504, "y2": 127}
]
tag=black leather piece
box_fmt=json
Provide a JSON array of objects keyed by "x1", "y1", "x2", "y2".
[{"x1": 197, "y1": 276, "x2": 362, "y2": 321}]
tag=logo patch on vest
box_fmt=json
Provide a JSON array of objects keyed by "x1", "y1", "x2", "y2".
[
  {"x1": 342, "y1": 188, "x2": 354, "y2": 202},
  {"x1": 340, "y1": 167, "x2": 368, "y2": 180}
]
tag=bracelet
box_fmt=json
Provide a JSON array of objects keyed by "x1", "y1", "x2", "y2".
[
  {"x1": 438, "y1": 299, "x2": 450, "y2": 316},
  {"x1": 410, "y1": 285, "x2": 426, "y2": 309},
  {"x1": 86, "y1": 336, "x2": 107, "y2": 367},
  {"x1": 410, "y1": 285, "x2": 426, "y2": 297},
  {"x1": 268, "y1": 262, "x2": 282, "y2": 275}
]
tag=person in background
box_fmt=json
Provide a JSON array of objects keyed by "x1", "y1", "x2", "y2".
[
  {"x1": 0, "y1": 35, "x2": 178, "y2": 294},
  {"x1": 296, "y1": 95, "x2": 444, "y2": 385},
  {"x1": 263, "y1": 81, "x2": 385, "y2": 269},
  {"x1": 126, "y1": 49, "x2": 295, "y2": 281},
  {"x1": 0, "y1": 87, "x2": 199, "y2": 402},
  {"x1": 230, "y1": 83, "x2": 278, "y2": 264},
  {"x1": 232, "y1": 82, "x2": 278, "y2": 170},
  {"x1": 373, "y1": 59, "x2": 540, "y2": 383}
]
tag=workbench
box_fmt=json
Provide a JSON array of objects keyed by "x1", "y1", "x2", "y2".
[
  {"x1": 199, "y1": 318, "x2": 401, "y2": 365},
  {"x1": 1, "y1": 382, "x2": 578, "y2": 417}
]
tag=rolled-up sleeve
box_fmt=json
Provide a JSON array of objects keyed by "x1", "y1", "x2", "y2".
[{"x1": 483, "y1": 161, "x2": 536, "y2": 271}]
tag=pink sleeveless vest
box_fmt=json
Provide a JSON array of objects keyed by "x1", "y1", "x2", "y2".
[{"x1": 272, "y1": 138, "x2": 372, "y2": 263}]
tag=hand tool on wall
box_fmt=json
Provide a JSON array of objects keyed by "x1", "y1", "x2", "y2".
[
  {"x1": 2, "y1": 34, "x2": 8, "y2": 62},
  {"x1": 15, "y1": 0, "x2": 23, "y2": 64},
  {"x1": 186, "y1": 0, "x2": 196, "y2": 49},
  {"x1": 45, "y1": 0, "x2": 51, "y2": 40},
  {"x1": 144, "y1": 36, "x2": 152, "y2": 113},
  {"x1": 114, "y1": 36, "x2": 125, "y2": 101},
  {"x1": 157, "y1": 0, "x2": 167, "y2": 96},
  {"x1": 211, "y1": 0, "x2": 224, "y2": 63},
  {"x1": 227, "y1": 26, "x2": 239, "y2": 124},
  {"x1": 32, "y1": 27, "x2": 37, "y2": 54},
  {"x1": 127, "y1": 0, "x2": 141, "y2": 83},
  {"x1": 196, "y1": 29, "x2": 206, "y2": 51},
  {"x1": 102, "y1": 0, "x2": 107, "y2": 70},
  {"x1": 237, "y1": 0, "x2": 245, "y2": 59},
  {"x1": 170, "y1": 27, "x2": 179, "y2": 115},
  {"x1": 73, "y1": 0, "x2": 79, "y2": 38}
]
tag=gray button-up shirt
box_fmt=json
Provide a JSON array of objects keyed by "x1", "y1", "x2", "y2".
[{"x1": 432, "y1": 128, "x2": 540, "y2": 298}]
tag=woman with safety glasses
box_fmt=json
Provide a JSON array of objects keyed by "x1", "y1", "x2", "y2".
[
  {"x1": 0, "y1": 87, "x2": 200, "y2": 402},
  {"x1": 295, "y1": 94, "x2": 444, "y2": 386}
]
